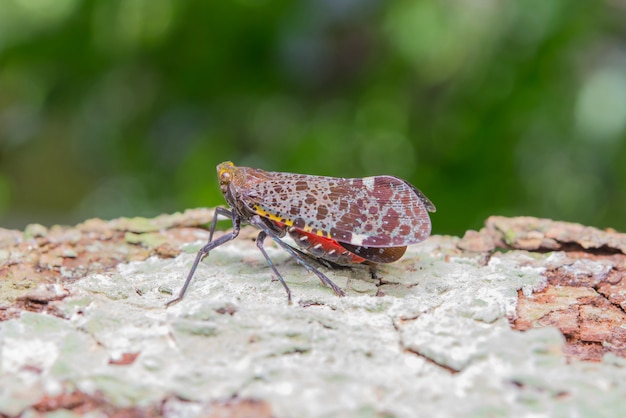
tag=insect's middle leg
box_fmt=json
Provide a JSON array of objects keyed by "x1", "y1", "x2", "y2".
[
  {"x1": 250, "y1": 216, "x2": 345, "y2": 298},
  {"x1": 256, "y1": 231, "x2": 292, "y2": 304}
]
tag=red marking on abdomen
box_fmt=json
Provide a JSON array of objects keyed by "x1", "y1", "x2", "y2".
[{"x1": 289, "y1": 229, "x2": 367, "y2": 264}]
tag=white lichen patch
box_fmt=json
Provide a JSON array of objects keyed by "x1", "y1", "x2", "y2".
[{"x1": 1, "y1": 235, "x2": 626, "y2": 417}]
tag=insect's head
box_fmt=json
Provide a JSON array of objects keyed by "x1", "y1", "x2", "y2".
[{"x1": 217, "y1": 161, "x2": 237, "y2": 194}]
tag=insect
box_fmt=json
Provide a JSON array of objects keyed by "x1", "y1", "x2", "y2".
[{"x1": 166, "y1": 161, "x2": 435, "y2": 305}]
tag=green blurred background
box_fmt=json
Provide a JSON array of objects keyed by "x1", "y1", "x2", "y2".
[{"x1": 1, "y1": 0, "x2": 625, "y2": 236}]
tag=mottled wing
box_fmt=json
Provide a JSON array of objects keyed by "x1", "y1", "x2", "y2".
[{"x1": 240, "y1": 172, "x2": 434, "y2": 248}]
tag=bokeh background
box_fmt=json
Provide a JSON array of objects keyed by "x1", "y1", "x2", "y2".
[{"x1": 1, "y1": 0, "x2": 625, "y2": 236}]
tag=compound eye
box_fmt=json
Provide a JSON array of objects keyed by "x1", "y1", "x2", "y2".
[{"x1": 220, "y1": 171, "x2": 231, "y2": 184}]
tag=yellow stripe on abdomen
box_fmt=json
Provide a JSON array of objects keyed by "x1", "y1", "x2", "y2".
[
  {"x1": 252, "y1": 205, "x2": 332, "y2": 238},
  {"x1": 253, "y1": 205, "x2": 294, "y2": 226}
]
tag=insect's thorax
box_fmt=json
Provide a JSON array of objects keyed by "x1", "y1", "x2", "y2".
[{"x1": 218, "y1": 162, "x2": 273, "y2": 220}]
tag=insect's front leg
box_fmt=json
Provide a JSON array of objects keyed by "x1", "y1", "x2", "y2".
[
  {"x1": 166, "y1": 208, "x2": 240, "y2": 306},
  {"x1": 249, "y1": 216, "x2": 345, "y2": 298},
  {"x1": 209, "y1": 207, "x2": 235, "y2": 242}
]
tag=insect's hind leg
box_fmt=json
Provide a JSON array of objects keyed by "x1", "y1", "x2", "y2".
[
  {"x1": 250, "y1": 216, "x2": 345, "y2": 298},
  {"x1": 288, "y1": 246, "x2": 352, "y2": 271},
  {"x1": 256, "y1": 231, "x2": 293, "y2": 304}
]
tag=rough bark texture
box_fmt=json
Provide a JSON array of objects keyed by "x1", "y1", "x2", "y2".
[
  {"x1": 1, "y1": 211, "x2": 625, "y2": 417},
  {"x1": 459, "y1": 216, "x2": 626, "y2": 362}
]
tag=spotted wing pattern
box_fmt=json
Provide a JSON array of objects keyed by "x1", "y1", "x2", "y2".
[{"x1": 232, "y1": 167, "x2": 435, "y2": 248}]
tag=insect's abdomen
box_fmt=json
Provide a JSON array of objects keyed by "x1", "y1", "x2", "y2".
[{"x1": 288, "y1": 229, "x2": 367, "y2": 266}]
